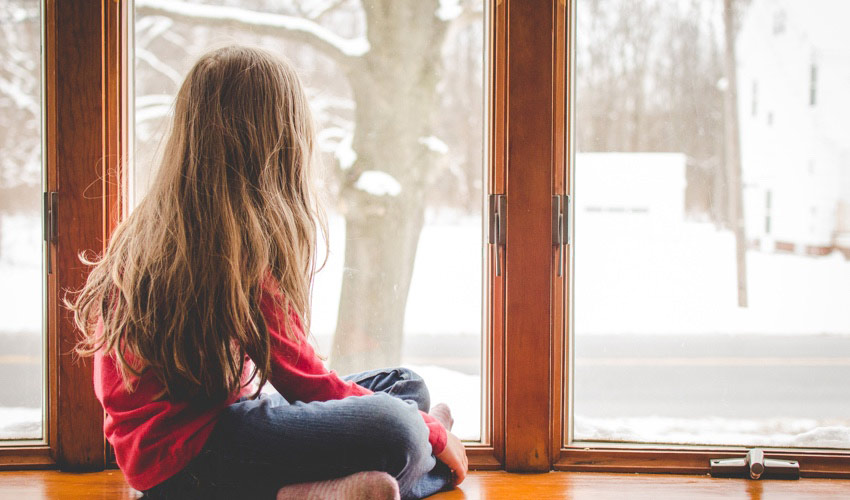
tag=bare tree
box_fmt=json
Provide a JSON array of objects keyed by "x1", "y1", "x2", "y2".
[{"x1": 722, "y1": 0, "x2": 748, "y2": 307}]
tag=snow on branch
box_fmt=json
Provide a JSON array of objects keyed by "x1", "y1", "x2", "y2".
[{"x1": 135, "y1": 0, "x2": 369, "y2": 63}]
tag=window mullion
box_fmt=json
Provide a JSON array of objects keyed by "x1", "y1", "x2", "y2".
[{"x1": 503, "y1": 0, "x2": 556, "y2": 472}]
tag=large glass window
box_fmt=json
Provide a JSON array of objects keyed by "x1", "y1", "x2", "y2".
[
  {"x1": 132, "y1": 0, "x2": 487, "y2": 441},
  {"x1": 572, "y1": 0, "x2": 850, "y2": 448},
  {"x1": 0, "y1": 0, "x2": 43, "y2": 441}
]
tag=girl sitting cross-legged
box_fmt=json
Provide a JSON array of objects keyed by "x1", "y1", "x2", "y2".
[{"x1": 67, "y1": 45, "x2": 467, "y2": 500}]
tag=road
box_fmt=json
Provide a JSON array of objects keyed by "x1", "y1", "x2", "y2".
[{"x1": 2, "y1": 332, "x2": 848, "y2": 425}]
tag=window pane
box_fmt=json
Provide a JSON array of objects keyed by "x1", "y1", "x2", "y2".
[
  {"x1": 132, "y1": 0, "x2": 486, "y2": 441},
  {"x1": 573, "y1": 0, "x2": 850, "y2": 448},
  {"x1": 0, "y1": 0, "x2": 43, "y2": 441}
]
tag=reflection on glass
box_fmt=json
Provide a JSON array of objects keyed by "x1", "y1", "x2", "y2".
[
  {"x1": 573, "y1": 0, "x2": 850, "y2": 448},
  {"x1": 0, "y1": 0, "x2": 43, "y2": 441},
  {"x1": 133, "y1": 0, "x2": 485, "y2": 441}
]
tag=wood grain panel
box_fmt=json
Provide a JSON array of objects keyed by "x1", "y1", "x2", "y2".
[
  {"x1": 503, "y1": 0, "x2": 555, "y2": 471},
  {"x1": 550, "y1": 0, "x2": 568, "y2": 464},
  {"x1": 53, "y1": 0, "x2": 107, "y2": 470},
  {"x1": 481, "y1": 0, "x2": 508, "y2": 469}
]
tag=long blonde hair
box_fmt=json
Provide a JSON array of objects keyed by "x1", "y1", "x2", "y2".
[{"x1": 69, "y1": 46, "x2": 327, "y2": 402}]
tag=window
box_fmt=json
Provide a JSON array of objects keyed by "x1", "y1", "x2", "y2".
[
  {"x1": 0, "y1": 0, "x2": 44, "y2": 443},
  {"x1": 751, "y1": 80, "x2": 758, "y2": 117},
  {"x1": 569, "y1": 0, "x2": 849, "y2": 456},
  {"x1": 772, "y1": 9, "x2": 786, "y2": 35},
  {"x1": 5, "y1": 0, "x2": 847, "y2": 478},
  {"x1": 810, "y1": 63, "x2": 817, "y2": 107},
  {"x1": 131, "y1": 0, "x2": 488, "y2": 443}
]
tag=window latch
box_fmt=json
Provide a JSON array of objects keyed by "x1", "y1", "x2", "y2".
[
  {"x1": 488, "y1": 194, "x2": 506, "y2": 276},
  {"x1": 710, "y1": 449, "x2": 799, "y2": 480},
  {"x1": 552, "y1": 194, "x2": 569, "y2": 277},
  {"x1": 43, "y1": 191, "x2": 57, "y2": 274}
]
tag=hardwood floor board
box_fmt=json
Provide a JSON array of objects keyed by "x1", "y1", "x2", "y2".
[
  {"x1": 0, "y1": 469, "x2": 846, "y2": 499},
  {"x1": 432, "y1": 471, "x2": 848, "y2": 499}
]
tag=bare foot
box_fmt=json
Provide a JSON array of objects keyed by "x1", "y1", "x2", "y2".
[
  {"x1": 430, "y1": 402, "x2": 454, "y2": 432},
  {"x1": 276, "y1": 471, "x2": 399, "y2": 500}
]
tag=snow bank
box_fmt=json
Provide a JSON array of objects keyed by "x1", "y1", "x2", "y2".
[
  {"x1": 0, "y1": 407, "x2": 41, "y2": 440},
  {"x1": 574, "y1": 415, "x2": 850, "y2": 449}
]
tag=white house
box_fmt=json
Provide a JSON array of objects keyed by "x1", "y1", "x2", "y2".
[
  {"x1": 575, "y1": 152, "x2": 687, "y2": 223},
  {"x1": 737, "y1": 0, "x2": 850, "y2": 254}
]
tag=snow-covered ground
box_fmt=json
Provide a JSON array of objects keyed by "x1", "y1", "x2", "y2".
[
  {"x1": 0, "y1": 214, "x2": 42, "y2": 334},
  {"x1": 0, "y1": 407, "x2": 41, "y2": 440},
  {"x1": 574, "y1": 216, "x2": 850, "y2": 336},
  {"x1": 575, "y1": 416, "x2": 850, "y2": 449},
  {"x1": 310, "y1": 212, "x2": 484, "y2": 338}
]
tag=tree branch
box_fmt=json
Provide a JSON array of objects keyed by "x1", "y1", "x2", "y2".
[{"x1": 135, "y1": 0, "x2": 368, "y2": 67}]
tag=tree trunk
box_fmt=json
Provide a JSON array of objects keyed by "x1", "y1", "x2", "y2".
[
  {"x1": 722, "y1": 0, "x2": 748, "y2": 308},
  {"x1": 330, "y1": 0, "x2": 447, "y2": 374}
]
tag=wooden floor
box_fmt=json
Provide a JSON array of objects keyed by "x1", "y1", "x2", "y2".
[{"x1": 0, "y1": 470, "x2": 846, "y2": 499}]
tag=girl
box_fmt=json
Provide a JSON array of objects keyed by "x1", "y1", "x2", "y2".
[{"x1": 69, "y1": 45, "x2": 467, "y2": 499}]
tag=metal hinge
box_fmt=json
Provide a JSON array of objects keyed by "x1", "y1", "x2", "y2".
[
  {"x1": 552, "y1": 194, "x2": 570, "y2": 276},
  {"x1": 488, "y1": 194, "x2": 506, "y2": 276},
  {"x1": 43, "y1": 191, "x2": 57, "y2": 274},
  {"x1": 710, "y1": 449, "x2": 799, "y2": 480}
]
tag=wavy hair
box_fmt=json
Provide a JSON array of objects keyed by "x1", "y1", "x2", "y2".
[{"x1": 68, "y1": 46, "x2": 327, "y2": 402}]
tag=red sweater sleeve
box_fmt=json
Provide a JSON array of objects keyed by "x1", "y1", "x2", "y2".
[{"x1": 258, "y1": 291, "x2": 447, "y2": 454}]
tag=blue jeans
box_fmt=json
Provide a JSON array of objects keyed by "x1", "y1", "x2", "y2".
[{"x1": 142, "y1": 367, "x2": 452, "y2": 500}]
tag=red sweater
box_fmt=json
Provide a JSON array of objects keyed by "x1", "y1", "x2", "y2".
[{"x1": 93, "y1": 291, "x2": 447, "y2": 491}]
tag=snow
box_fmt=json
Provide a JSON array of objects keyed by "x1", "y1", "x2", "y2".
[
  {"x1": 0, "y1": 215, "x2": 42, "y2": 333},
  {"x1": 135, "y1": 0, "x2": 370, "y2": 57},
  {"x1": 403, "y1": 365, "x2": 481, "y2": 442},
  {"x1": 134, "y1": 94, "x2": 174, "y2": 125},
  {"x1": 436, "y1": 0, "x2": 463, "y2": 22},
  {"x1": 354, "y1": 170, "x2": 402, "y2": 197},
  {"x1": 574, "y1": 218, "x2": 850, "y2": 336},
  {"x1": 418, "y1": 136, "x2": 449, "y2": 155},
  {"x1": 316, "y1": 127, "x2": 357, "y2": 170},
  {"x1": 136, "y1": 47, "x2": 184, "y2": 86},
  {"x1": 335, "y1": 133, "x2": 356, "y2": 170},
  {"x1": 574, "y1": 415, "x2": 850, "y2": 449},
  {"x1": 0, "y1": 75, "x2": 39, "y2": 115},
  {"x1": 309, "y1": 214, "x2": 482, "y2": 338},
  {"x1": 0, "y1": 407, "x2": 41, "y2": 440}
]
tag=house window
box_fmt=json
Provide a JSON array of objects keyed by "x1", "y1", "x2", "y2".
[
  {"x1": 131, "y1": 0, "x2": 488, "y2": 443},
  {"x1": 765, "y1": 190, "x2": 772, "y2": 234},
  {"x1": 751, "y1": 80, "x2": 758, "y2": 117},
  {"x1": 0, "y1": 0, "x2": 44, "y2": 443},
  {"x1": 773, "y1": 10, "x2": 786, "y2": 35},
  {"x1": 810, "y1": 63, "x2": 818, "y2": 106},
  {"x1": 570, "y1": 0, "x2": 849, "y2": 452}
]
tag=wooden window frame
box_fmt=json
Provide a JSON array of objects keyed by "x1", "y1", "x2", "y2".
[
  {"x1": 0, "y1": 0, "x2": 125, "y2": 470},
  {"x1": 551, "y1": 0, "x2": 850, "y2": 479},
  {"x1": 3, "y1": 0, "x2": 847, "y2": 481}
]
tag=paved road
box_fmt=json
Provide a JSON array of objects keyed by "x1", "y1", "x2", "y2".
[{"x1": 2, "y1": 333, "x2": 848, "y2": 422}]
